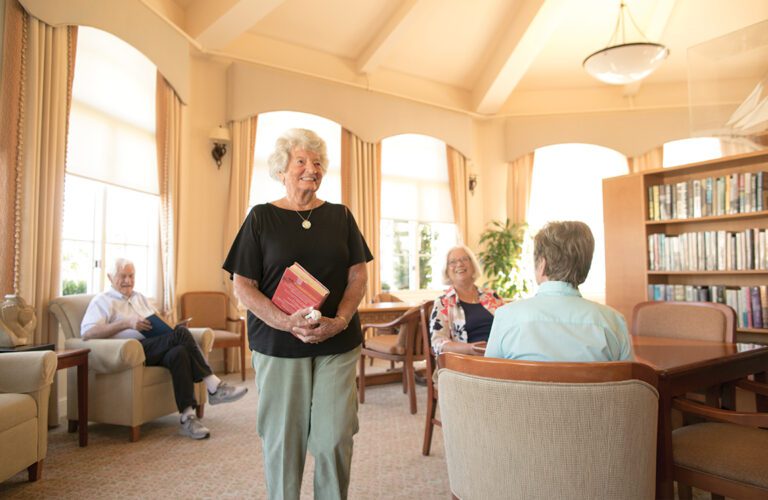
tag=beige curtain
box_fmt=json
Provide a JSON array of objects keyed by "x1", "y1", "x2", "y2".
[
  {"x1": 10, "y1": 1, "x2": 77, "y2": 424},
  {"x1": 629, "y1": 146, "x2": 663, "y2": 173},
  {"x1": 341, "y1": 129, "x2": 381, "y2": 304},
  {"x1": 156, "y1": 74, "x2": 183, "y2": 322},
  {"x1": 223, "y1": 116, "x2": 258, "y2": 315},
  {"x1": 0, "y1": 0, "x2": 25, "y2": 297},
  {"x1": 506, "y1": 152, "x2": 535, "y2": 225},
  {"x1": 720, "y1": 137, "x2": 764, "y2": 156},
  {"x1": 446, "y1": 145, "x2": 469, "y2": 244}
]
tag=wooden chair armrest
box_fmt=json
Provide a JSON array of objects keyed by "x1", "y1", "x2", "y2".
[
  {"x1": 735, "y1": 378, "x2": 768, "y2": 397},
  {"x1": 361, "y1": 317, "x2": 403, "y2": 331},
  {"x1": 672, "y1": 397, "x2": 768, "y2": 428}
]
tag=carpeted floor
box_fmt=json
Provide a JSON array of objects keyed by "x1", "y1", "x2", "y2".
[
  {"x1": 0, "y1": 370, "x2": 719, "y2": 499},
  {"x1": 0, "y1": 372, "x2": 450, "y2": 499}
]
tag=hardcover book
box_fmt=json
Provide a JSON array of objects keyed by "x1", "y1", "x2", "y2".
[
  {"x1": 143, "y1": 314, "x2": 191, "y2": 338},
  {"x1": 271, "y1": 262, "x2": 330, "y2": 315}
]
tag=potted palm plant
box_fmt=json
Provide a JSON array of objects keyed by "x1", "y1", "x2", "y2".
[{"x1": 477, "y1": 219, "x2": 529, "y2": 299}]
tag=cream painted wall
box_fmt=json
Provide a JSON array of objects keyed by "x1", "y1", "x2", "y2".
[
  {"x1": 176, "y1": 56, "x2": 232, "y2": 297},
  {"x1": 227, "y1": 62, "x2": 476, "y2": 158},
  {"x1": 503, "y1": 108, "x2": 691, "y2": 159}
]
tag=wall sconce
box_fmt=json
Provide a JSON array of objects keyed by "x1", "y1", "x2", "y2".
[
  {"x1": 209, "y1": 125, "x2": 231, "y2": 168},
  {"x1": 468, "y1": 174, "x2": 478, "y2": 195}
]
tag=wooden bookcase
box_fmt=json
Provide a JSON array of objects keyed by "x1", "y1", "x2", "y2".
[{"x1": 603, "y1": 150, "x2": 768, "y2": 342}]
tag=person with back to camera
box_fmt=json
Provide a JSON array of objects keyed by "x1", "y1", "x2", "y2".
[
  {"x1": 485, "y1": 220, "x2": 633, "y2": 361},
  {"x1": 223, "y1": 128, "x2": 373, "y2": 500},
  {"x1": 80, "y1": 258, "x2": 248, "y2": 440},
  {"x1": 429, "y1": 245, "x2": 505, "y2": 356}
]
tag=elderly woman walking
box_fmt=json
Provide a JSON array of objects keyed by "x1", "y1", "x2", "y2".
[{"x1": 223, "y1": 128, "x2": 372, "y2": 500}]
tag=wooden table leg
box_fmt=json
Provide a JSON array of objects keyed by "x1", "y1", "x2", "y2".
[
  {"x1": 756, "y1": 371, "x2": 768, "y2": 412},
  {"x1": 77, "y1": 357, "x2": 88, "y2": 447}
]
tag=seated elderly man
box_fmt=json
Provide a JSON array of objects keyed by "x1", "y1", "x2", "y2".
[
  {"x1": 81, "y1": 258, "x2": 247, "y2": 440},
  {"x1": 485, "y1": 221, "x2": 632, "y2": 362}
]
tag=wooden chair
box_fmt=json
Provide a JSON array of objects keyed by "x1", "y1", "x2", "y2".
[
  {"x1": 631, "y1": 301, "x2": 736, "y2": 342},
  {"x1": 372, "y1": 292, "x2": 403, "y2": 303},
  {"x1": 671, "y1": 378, "x2": 768, "y2": 500},
  {"x1": 180, "y1": 291, "x2": 247, "y2": 381},
  {"x1": 358, "y1": 306, "x2": 426, "y2": 414},
  {"x1": 437, "y1": 353, "x2": 659, "y2": 500},
  {"x1": 421, "y1": 300, "x2": 440, "y2": 456}
]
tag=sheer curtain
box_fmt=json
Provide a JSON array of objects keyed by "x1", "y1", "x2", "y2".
[
  {"x1": 4, "y1": 0, "x2": 77, "y2": 424},
  {"x1": 223, "y1": 116, "x2": 258, "y2": 314},
  {"x1": 507, "y1": 152, "x2": 535, "y2": 224},
  {"x1": 341, "y1": 129, "x2": 381, "y2": 303},
  {"x1": 0, "y1": 0, "x2": 25, "y2": 297},
  {"x1": 446, "y1": 145, "x2": 468, "y2": 244},
  {"x1": 155, "y1": 74, "x2": 182, "y2": 321},
  {"x1": 630, "y1": 146, "x2": 663, "y2": 173}
]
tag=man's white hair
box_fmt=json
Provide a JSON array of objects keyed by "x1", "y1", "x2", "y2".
[{"x1": 108, "y1": 258, "x2": 134, "y2": 277}]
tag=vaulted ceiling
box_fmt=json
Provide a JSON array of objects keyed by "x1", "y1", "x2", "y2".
[{"x1": 152, "y1": 0, "x2": 768, "y2": 118}]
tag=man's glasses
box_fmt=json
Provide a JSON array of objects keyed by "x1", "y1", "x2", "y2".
[{"x1": 448, "y1": 256, "x2": 471, "y2": 267}]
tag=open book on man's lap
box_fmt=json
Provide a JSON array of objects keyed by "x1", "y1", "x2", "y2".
[{"x1": 143, "y1": 315, "x2": 192, "y2": 339}]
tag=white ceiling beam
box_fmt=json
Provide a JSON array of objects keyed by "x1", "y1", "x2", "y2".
[
  {"x1": 622, "y1": 0, "x2": 678, "y2": 96},
  {"x1": 471, "y1": 0, "x2": 571, "y2": 115},
  {"x1": 194, "y1": 0, "x2": 286, "y2": 51},
  {"x1": 356, "y1": 0, "x2": 421, "y2": 74}
]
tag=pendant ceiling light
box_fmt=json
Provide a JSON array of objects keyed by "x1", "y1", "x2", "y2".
[{"x1": 583, "y1": 1, "x2": 669, "y2": 85}]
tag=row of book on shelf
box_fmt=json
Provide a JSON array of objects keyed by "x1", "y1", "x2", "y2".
[
  {"x1": 647, "y1": 171, "x2": 767, "y2": 221},
  {"x1": 648, "y1": 284, "x2": 768, "y2": 329},
  {"x1": 648, "y1": 228, "x2": 768, "y2": 271}
]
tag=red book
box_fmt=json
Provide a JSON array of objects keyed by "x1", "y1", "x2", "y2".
[{"x1": 271, "y1": 262, "x2": 330, "y2": 315}]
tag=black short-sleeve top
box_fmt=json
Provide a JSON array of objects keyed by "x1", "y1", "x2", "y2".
[{"x1": 222, "y1": 202, "x2": 373, "y2": 358}]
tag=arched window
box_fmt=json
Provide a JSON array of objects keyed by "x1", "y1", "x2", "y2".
[
  {"x1": 62, "y1": 27, "x2": 159, "y2": 296},
  {"x1": 524, "y1": 143, "x2": 629, "y2": 303},
  {"x1": 663, "y1": 137, "x2": 722, "y2": 167},
  {"x1": 380, "y1": 134, "x2": 457, "y2": 295},
  {"x1": 249, "y1": 111, "x2": 341, "y2": 208}
]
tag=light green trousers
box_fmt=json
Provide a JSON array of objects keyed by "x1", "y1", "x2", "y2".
[{"x1": 252, "y1": 346, "x2": 360, "y2": 500}]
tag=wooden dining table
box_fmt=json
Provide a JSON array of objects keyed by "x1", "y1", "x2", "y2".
[{"x1": 630, "y1": 335, "x2": 768, "y2": 500}]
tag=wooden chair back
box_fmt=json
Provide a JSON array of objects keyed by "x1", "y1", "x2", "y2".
[
  {"x1": 437, "y1": 353, "x2": 659, "y2": 500},
  {"x1": 359, "y1": 306, "x2": 426, "y2": 414},
  {"x1": 631, "y1": 301, "x2": 736, "y2": 342},
  {"x1": 438, "y1": 352, "x2": 659, "y2": 387}
]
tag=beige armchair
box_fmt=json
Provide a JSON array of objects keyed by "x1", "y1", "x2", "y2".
[
  {"x1": 437, "y1": 353, "x2": 659, "y2": 500},
  {"x1": 0, "y1": 351, "x2": 57, "y2": 483},
  {"x1": 48, "y1": 294, "x2": 214, "y2": 442}
]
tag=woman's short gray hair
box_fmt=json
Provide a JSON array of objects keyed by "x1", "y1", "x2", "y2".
[
  {"x1": 442, "y1": 245, "x2": 482, "y2": 285},
  {"x1": 533, "y1": 221, "x2": 594, "y2": 288},
  {"x1": 267, "y1": 128, "x2": 329, "y2": 181}
]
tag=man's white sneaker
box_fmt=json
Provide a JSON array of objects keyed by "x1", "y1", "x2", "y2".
[
  {"x1": 179, "y1": 415, "x2": 210, "y2": 440},
  {"x1": 208, "y1": 382, "x2": 248, "y2": 405}
]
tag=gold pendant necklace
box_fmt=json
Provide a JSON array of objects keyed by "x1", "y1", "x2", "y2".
[{"x1": 295, "y1": 208, "x2": 314, "y2": 229}]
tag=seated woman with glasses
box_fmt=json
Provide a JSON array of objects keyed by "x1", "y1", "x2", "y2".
[{"x1": 429, "y1": 245, "x2": 505, "y2": 356}]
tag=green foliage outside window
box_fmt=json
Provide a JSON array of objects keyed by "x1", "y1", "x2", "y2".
[
  {"x1": 62, "y1": 279, "x2": 87, "y2": 296},
  {"x1": 418, "y1": 224, "x2": 436, "y2": 289},
  {"x1": 477, "y1": 219, "x2": 529, "y2": 299}
]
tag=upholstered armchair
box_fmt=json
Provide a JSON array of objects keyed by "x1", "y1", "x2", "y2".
[
  {"x1": 437, "y1": 353, "x2": 659, "y2": 500},
  {"x1": 0, "y1": 351, "x2": 57, "y2": 483},
  {"x1": 48, "y1": 294, "x2": 214, "y2": 442}
]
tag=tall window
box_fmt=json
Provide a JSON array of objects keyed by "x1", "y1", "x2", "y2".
[
  {"x1": 380, "y1": 134, "x2": 457, "y2": 293},
  {"x1": 249, "y1": 111, "x2": 341, "y2": 208},
  {"x1": 524, "y1": 144, "x2": 629, "y2": 303},
  {"x1": 663, "y1": 137, "x2": 722, "y2": 167},
  {"x1": 62, "y1": 27, "x2": 158, "y2": 296}
]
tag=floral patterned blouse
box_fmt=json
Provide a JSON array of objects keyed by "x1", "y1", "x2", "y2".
[{"x1": 429, "y1": 286, "x2": 505, "y2": 355}]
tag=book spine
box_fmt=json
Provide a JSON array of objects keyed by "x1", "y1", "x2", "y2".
[{"x1": 750, "y1": 286, "x2": 763, "y2": 328}]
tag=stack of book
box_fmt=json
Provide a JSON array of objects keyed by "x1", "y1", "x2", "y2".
[
  {"x1": 647, "y1": 284, "x2": 768, "y2": 329},
  {"x1": 648, "y1": 171, "x2": 767, "y2": 221},
  {"x1": 648, "y1": 228, "x2": 768, "y2": 271}
]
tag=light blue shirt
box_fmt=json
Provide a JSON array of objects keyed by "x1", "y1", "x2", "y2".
[{"x1": 485, "y1": 281, "x2": 632, "y2": 362}]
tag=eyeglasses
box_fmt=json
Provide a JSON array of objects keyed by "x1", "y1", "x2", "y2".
[{"x1": 448, "y1": 256, "x2": 471, "y2": 267}]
